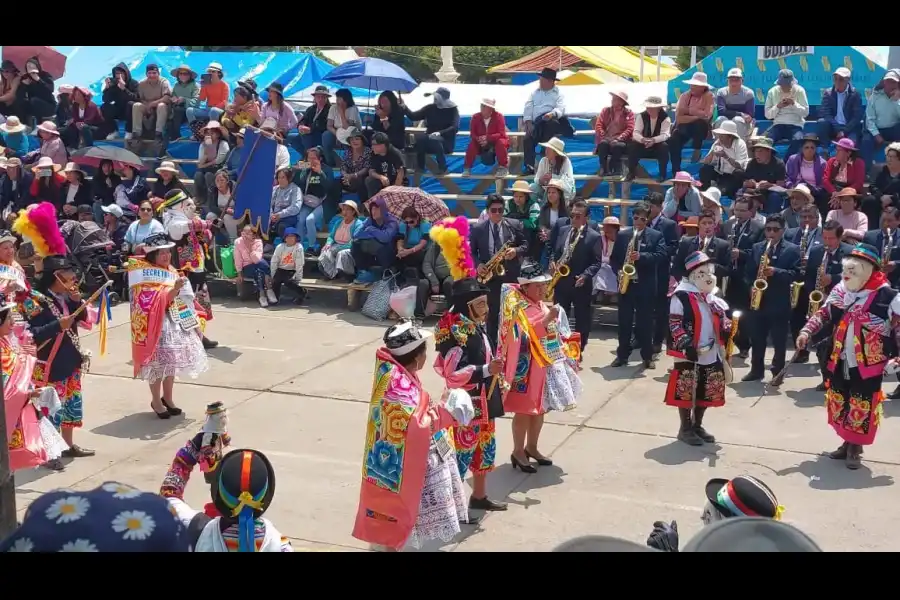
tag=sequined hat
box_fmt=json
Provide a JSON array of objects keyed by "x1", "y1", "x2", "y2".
[
  {"x1": 849, "y1": 243, "x2": 881, "y2": 270},
  {"x1": 684, "y1": 251, "x2": 712, "y2": 273},
  {"x1": 0, "y1": 482, "x2": 190, "y2": 552}
]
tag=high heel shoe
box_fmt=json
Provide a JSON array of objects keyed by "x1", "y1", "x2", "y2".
[
  {"x1": 151, "y1": 403, "x2": 171, "y2": 419},
  {"x1": 525, "y1": 450, "x2": 553, "y2": 466},
  {"x1": 161, "y1": 397, "x2": 183, "y2": 416},
  {"x1": 510, "y1": 454, "x2": 537, "y2": 473}
]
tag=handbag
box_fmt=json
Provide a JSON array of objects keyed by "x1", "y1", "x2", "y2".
[
  {"x1": 362, "y1": 271, "x2": 398, "y2": 321},
  {"x1": 218, "y1": 246, "x2": 238, "y2": 279}
]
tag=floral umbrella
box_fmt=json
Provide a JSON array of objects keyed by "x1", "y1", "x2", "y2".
[{"x1": 371, "y1": 186, "x2": 450, "y2": 222}]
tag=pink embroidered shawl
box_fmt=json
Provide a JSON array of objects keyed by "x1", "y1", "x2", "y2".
[{"x1": 3, "y1": 339, "x2": 43, "y2": 471}]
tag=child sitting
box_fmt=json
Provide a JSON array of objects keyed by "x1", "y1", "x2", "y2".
[
  {"x1": 234, "y1": 224, "x2": 277, "y2": 308},
  {"x1": 269, "y1": 227, "x2": 307, "y2": 305}
]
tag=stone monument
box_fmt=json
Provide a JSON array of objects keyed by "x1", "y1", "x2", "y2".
[{"x1": 435, "y1": 46, "x2": 460, "y2": 83}]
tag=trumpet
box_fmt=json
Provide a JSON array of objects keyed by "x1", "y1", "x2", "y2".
[
  {"x1": 807, "y1": 252, "x2": 828, "y2": 318},
  {"x1": 477, "y1": 241, "x2": 512, "y2": 284},
  {"x1": 618, "y1": 229, "x2": 639, "y2": 295},
  {"x1": 749, "y1": 241, "x2": 771, "y2": 311}
]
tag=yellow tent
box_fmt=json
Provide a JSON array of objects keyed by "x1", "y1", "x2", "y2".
[
  {"x1": 489, "y1": 46, "x2": 681, "y2": 83},
  {"x1": 558, "y1": 68, "x2": 628, "y2": 86}
]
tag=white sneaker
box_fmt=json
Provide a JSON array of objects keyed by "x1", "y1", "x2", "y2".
[
  {"x1": 496, "y1": 167, "x2": 509, "y2": 178},
  {"x1": 266, "y1": 289, "x2": 278, "y2": 304},
  {"x1": 105, "y1": 132, "x2": 119, "y2": 140},
  {"x1": 124, "y1": 132, "x2": 133, "y2": 140},
  {"x1": 258, "y1": 292, "x2": 269, "y2": 308},
  {"x1": 461, "y1": 168, "x2": 471, "y2": 177}
]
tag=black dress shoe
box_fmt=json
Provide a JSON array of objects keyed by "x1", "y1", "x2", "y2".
[
  {"x1": 525, "y1": 450, "x2": 553, "y2": 466},
  {"x1": 741, "y1": 371, "x2": 764, "y2": 382},
  {"x1": 469, "y1": 495, "x2": 508, "y2": 511},
  {"x1": 888, "y1": 386, "x2": 900, "y2": 400},
  {"x1": 643, "y1": 359, "x2": 656, "y2": 369},
  {"x1": 161, "y1": 397, "x2": 183, "y2": 416},
  {"x1": 510, "y1": 453, "x2": 537, "y2": 473},
  {"x1": 611, "y1": 357, "x2": 628, "y2": 367},
  {"x1": 202, "y1": 337, "x2": 219, "y2": 350},
  {"x1": 43, "y1": 458, "x2": 65, "y2": 471},
  {"x1": 62, "y1": 445, "x2": 95, "y2": 458},
  {"x1": 738, "y1": 350, "x2": 750, "y2": 359},
  {"x1": 815, "y1": 382, "x2": 827, "y2": 392},
  {"x1": 459, "y1": 515, "x2": 481, "y2": 525},
  {"x1": 151, "y1": 404, "x2": 171, "y2": 419}
]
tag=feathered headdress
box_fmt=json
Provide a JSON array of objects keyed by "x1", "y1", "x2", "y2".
[
  {"x1": 12, "y1": 202, "x2": 67, "y2": 258},
  {"x1": 430, "y1": 216, "x2": 475, "y2": 281}
]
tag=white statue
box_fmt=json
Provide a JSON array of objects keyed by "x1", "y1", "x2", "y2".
[{"x1": 436, "y1": 46, "x2": 459, "y2": 83}]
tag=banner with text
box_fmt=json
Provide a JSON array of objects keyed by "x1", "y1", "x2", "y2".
[{"x1": 757, "y1": 46, "x2": 815, "y2": 61}]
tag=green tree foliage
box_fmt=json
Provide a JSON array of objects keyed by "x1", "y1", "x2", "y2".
[{"x1": 675, "y1": 46, "x2": 721, "y2": 71}]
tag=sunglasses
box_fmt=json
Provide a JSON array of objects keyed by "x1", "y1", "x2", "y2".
[
  {"x1": 633, "y1": 215, "x2": 648, "y2": 222},
  {"x1": 140, "y1": 207, "x2": 153, "y2": 213},
  {"x1": 488, "y1": 207, "x2": 504, "y2": 214}
]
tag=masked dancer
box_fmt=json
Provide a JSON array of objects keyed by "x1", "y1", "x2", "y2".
[
  {"x1": 498, "y1": 260, "x2": 581, "y2": 472},
  {"x1": 797, "y1": 243, "x2": 900, "y2": 470},
  {"x1": 128, "y1": 233, "x2": 209, "y2": 419},
  {"x1": 431, "y1": 216, "x2": 508, "y2": 516},
  {"x1": 13, "y1": 202, "x2": 96, "y2": 461},
  {"x1": 159, "y1": 189, "x2": 218, "y2": 350},
  {"x1": 666, "y1": 251, "x2": 733, "y2": 446},
  {"x1": 353, "y1": 308, "x2": 474, "y2": 551}
]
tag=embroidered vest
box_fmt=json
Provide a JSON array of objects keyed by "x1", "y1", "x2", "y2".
[
  {"x1": 667, "y1": 291, "x2": 724, "y2": 361},
  {"x1": 827, "y1": 286, "x2": 898, "y2": 379}
]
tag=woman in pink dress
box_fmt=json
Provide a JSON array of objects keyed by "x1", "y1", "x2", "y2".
[{"x1": 498, "y1": 261, "x2": 582, "y2": 473}]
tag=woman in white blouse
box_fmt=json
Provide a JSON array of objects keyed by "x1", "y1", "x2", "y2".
[
  {"x1": 323, "y1": 89, "x2": 361, "y2": 166},
  {"x1": 530, "y1": 137, "x2": 575, "y2": 204},
  {"x1": 60, "y1": 162, "x2": 91, "y2": 220}
]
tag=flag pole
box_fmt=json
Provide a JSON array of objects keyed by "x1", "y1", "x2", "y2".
[{"x1": 0, "y1": 351, "x2": 14, "y2": 537}]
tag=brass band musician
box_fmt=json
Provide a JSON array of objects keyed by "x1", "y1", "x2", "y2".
[
  {"x1": 672, "y1": 210, "x2": 731, "y2": 287},
  {"x1": 787, "y1": 204, "x2": 824, "y2": 361},
  {"x1": 721, "y1": 196, "x2": 765, "y2": 357}
]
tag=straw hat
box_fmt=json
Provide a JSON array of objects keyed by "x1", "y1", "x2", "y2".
[
  {"x1": 31, "y1": 156, "x2": 62, "y2": 173},
  {"x1": 835, "y1": 187, "x2": 860, "y2": 199},
  {"x1": 155, "y1": 160, "x2": 179, "y2": 175},
  {"x1": 170, "y1": 64, "x2": 198, "y2": 79},
  {"x1": 36, "y1": 121, "x2": 60, "y2": 136},
  {"x1": 711, "y1": 120, "x2": 740, "y2": 138},
  {"x1": 539, "y1": 137, "x2": 567, "y2": 157},
  {"x1": 789, "y1": 184, "x2": 814, "y2": 203},
  {"x1": 339, "y1": 199, "x2": 360, "y2": 215},
  {"x1": 609, "y1": 90, "x2": 629, "y2": 105},
  {"x1": 545, "y1": 178, "x2": 567, "y2": 193},
  {"x1": 201, "y1": 120, "x2": 228, "y2": 137},
  {"x1": 0, "y1": 116, "x2": 25, "y2": 134},
  {"x1": 510, "y1": 180, "x2": 533, "y2": 195},
  {"x1": 62, "y1": 162, "x2": 85, "y2": 176},
  {"x1": 683, "y1": 72, "x2": 712, "y2": 88}
]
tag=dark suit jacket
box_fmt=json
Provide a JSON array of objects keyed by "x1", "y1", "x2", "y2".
[
  {"x1": 471, "y1": 217, "x2": 528, "y2": 282},
  {"x1": 722, "y1": 217, "x2": 765, "y2": 286},
  {"x1": 784, "y1": 226, "x2": 824, "y2": 257},
  {"x1": 745, "y1": 239, "x2": 802, "y2": 314},
  {"x1": 672, "y1": 235, "x2": 731, "y2": 282},
  {"x1": 804, "y1": 243, "x2": 853, "y2": 293},
  {"x1": 610, "y1": 226, "x2": 666, "y2": 296},
  {"x1": 863, "y1": 229, "x2": 900, "y2": 287},
  {"x1": 551, "y1": 224, "x2": 604, "y2": 282},
  {"x1": 649, "y1": 214, "x2": 678, "y2": 282},
  {"x1": 549, "y1": 217, "x2": 600, "y2": 252}
]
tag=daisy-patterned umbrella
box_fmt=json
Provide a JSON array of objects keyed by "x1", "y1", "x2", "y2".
[{"x1": 371, "y1": 186, "x2": 450, "y2": 222}]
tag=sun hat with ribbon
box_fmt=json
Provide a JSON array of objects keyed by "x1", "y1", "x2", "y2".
[
  {"x1": 212, "y1": 448, "x2": 277, "y2": 552},
  {"x1": 517, "y1": 259, "x2": 552, "y2": 285},
  {"x1": 31, "y1": 156, "x2": 62, "y2": 173},
  {"x1": 0, "y1": 229, "x2": 17, "y2": 245},
  {"x1": 539, "y1": 136, "x2": 567, "y2": 157},
  {"x1": 201, "y1": 120, "x2": 228, "y2": 137},
  {"x1": 510, "y1": 180, "x2": 533, "y2": 195},
  {"x1": 835, "y1": 187, "x2": 860, "y2": 199},
  {"x1": 609, "y1": 90, "x2": 629, "y2": 105},
  {"x1": 0, "y1": 116, "x2": 26, "y2": 134},
  {"x1": 62, "y1": 162, "x2": 85, "y2": 176},
  {"x1": 206, "y1": 62, "x2": 224, "y2": 74},
  {"x1": 36, "y1": 121, "x2": 60, "y2": 137},
  {"x1": 683, "y1": 72, "x2": 712, "y2": 88},
  {"x1": 312, "y1": 85, "x2": 332, "y2": 97},
  {"x1": 643, "y1": 95, "x2": 666, "y2": 109},
  {"x1": 170, "y1": 64, "x2": 197, "y2": 80},
  {"x1": 0, "y1": 481, "x2": 190, "y2": 552},
  {"x1": 711, "y1": 120, "x2": 740, "y2": 138},
  {"x1": 339, "y1": 199, "x2": 359, "y2": 214},
  {"x1": 836, "y1": 137, "x2": 858, "y2": 153},
  {"x1": 789, "y1": 184, "x2": 814, "y2": 203},
  {"x1": 667, "y1": 171, "x2": 698, "y2": 186},
  {"x1": 155, "y1": 161, "x2": 179, "y2": 175}
]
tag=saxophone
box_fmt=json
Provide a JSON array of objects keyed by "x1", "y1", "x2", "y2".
[
  {"x1": 722, "y1": 228, "x2": 737, "y2": 298},
  {"x1": 883, "y1": 228, "x2": 893, "y2": 272},
  {"x1": 749, "y1": 241, "x2": 771, "y2": 311},
  {"x1": 478, "y1": 240, "x2": 513, "y2": 284},
  {"x1": 618, "y1": 228, "x2": 639, "y2": 295},
  {"x1": 545, "y1": 226, "x2": 583, "y2": 301},
  {"x1": 807, "y1": 251, "x2": 828, "y2": 318},
  {"x1": 790, "y1": 226, "x2": 811, "y2": 309}
]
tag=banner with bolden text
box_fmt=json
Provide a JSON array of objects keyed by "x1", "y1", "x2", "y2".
[{"x1": 757, "y1": 46, "x2": 815, "y2": 61}]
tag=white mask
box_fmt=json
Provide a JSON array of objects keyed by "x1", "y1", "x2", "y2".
[
  {"x1": 688, "y1": 263, "x2": 717, "y2": 295},
  {"x1": 181, "y1": 199, "x2": 196, "y2": 221},
  {"x1": 841, "y1": 256, "x2": 873, "y2": 293}
]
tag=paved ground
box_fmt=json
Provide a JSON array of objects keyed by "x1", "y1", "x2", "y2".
[{"x1": 11, "y1": 296, "x2": 900, "y2": 551}]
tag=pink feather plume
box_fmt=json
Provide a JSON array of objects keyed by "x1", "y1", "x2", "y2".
[{"x1": 28, "y1": 202, "x2": 68, "y2": 257}]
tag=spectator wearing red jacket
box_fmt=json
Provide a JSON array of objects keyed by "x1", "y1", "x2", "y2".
[
  {"x1": 823, "y1": 137, "x2": 866, "y2": 211},
  {"x1": 61, "y1": 86, "x2": 104, "y2": 150},
  {"x1": 594, "y1": 90, "x2": 635, "y2": 177},
  {"x1": 462, "y1": 99, "x2": 510, "y2": 177}
]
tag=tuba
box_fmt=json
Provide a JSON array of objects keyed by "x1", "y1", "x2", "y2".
[
  {"x1": 807, "y1": 251, "x2": 828, "y2": 317},
  {"x1": 749, "y1": 241, "x2": 771, "y2": 311},
  {"x1": 477, "y1": 240, "x2": 513, "y2": 284},
  {"x1": 546, "y1": 226, "x2": 583, "y2": 301},
  {"x1": 618, "y1": 228, "x2": 639, "y2": 295},
  {"x1": 883, "y1": 229, "x2": 893, "y2": 272}
]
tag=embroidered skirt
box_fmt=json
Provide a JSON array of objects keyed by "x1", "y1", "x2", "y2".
[
  {"x1": 409, "y1": 441, "x2": 468, "y2": 549},
  {"x1": 664, "y1": 360, "x2": 726, "y2": 409},
  {"x1": 139, "y1": 314, "x2": 210, "y2": 383},
  {"x1": 825, "y1": 363, "x2": 883, "y2": 446},
  {"x1": 318, "y1": 246, "x2": 355, "y2": 279},
  {"x1": 452, "y1": 420, "x2": 496, "y2": 476},
  {"x1": 543, "y1": 361, "x2": 581, "y2": 413},
  {"x1": 32, "y1": 365, "x2": 84, "y2": 429}
]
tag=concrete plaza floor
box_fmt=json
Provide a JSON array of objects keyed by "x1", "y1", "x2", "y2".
[{"x1": 11, "y1": 296, "x2": 900, "y2": 551}]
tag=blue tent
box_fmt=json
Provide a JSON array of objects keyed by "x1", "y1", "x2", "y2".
[{"x1": 668, "y1": 46, "x2": 888, "y2": 107}]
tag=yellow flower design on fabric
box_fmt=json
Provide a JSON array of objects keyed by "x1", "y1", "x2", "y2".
[
  {"x1": 382, "y1": 402, "x2": 411, "y2": 446},
  {"x1": 111, "y1": 510, "x2": 156, "y2": 541},
  {"x1": 45, "y1": 496, "x2": 90, "y2": 524}
]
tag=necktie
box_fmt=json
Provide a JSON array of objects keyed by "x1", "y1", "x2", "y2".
[{"x1": 492, "y1": 223, "x2": 502, "y2": 252}]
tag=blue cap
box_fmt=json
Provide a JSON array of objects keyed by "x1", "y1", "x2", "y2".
[{"x1": 283, "y1": 227, "x2": 299, "y2": 239}]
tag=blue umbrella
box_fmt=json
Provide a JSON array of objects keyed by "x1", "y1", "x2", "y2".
[{"x1": 323, "y1": 57, "x2": 418, "y2": 93}]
